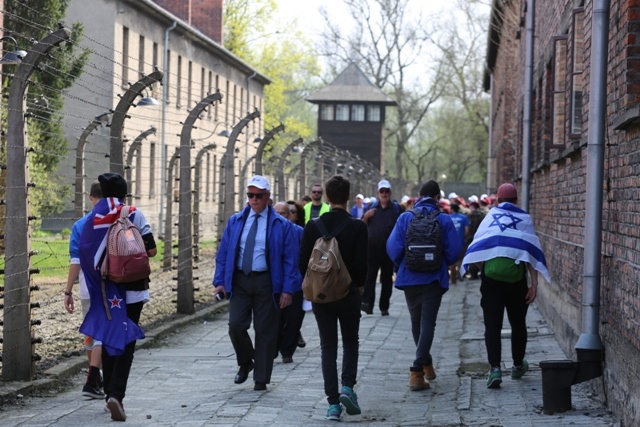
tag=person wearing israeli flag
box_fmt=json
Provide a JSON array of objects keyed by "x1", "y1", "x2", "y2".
[{"x1": 460, "y1": 183, "x2": 550, "y2": 390}]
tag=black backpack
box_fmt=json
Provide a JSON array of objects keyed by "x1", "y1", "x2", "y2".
[{"x1": 404, "y1": 208, "x2": 443, "y2": 272}]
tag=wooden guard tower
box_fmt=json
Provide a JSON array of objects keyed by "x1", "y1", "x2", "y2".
[{"x1": 306, "y1": 63, "x2": 397, "y2": 172}]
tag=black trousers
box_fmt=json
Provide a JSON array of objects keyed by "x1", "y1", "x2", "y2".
[
  {"x1": 480, "y1": 277, "x2": 529, "y2": 368},
  {"x1": 313, "y1": 290, "x2": 361, "y2": 405},
  {"x1": 228, "y1": 271, "x2": 280, "y2": 384},
  {"x1": 362, "y1": 245, "x2": 394, "y2": 311},
  {"x1": 102, "y1": 301, "x2": 143, "y2": 402},
  {"x1": 278, "y1": 290, "x2": 305, "y2": 358}
]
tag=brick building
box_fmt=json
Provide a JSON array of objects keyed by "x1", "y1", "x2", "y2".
[
  {"x1": 48, "y1": 0, "x2": 269, "y2": 240},
  {"x1": 485, "y1": 0, "x2": 639, "y2": 424}
]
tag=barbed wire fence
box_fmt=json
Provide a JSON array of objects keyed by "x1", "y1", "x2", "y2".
[{"x1": 0, "y1": 4, "x2": 380, "y2": 381}]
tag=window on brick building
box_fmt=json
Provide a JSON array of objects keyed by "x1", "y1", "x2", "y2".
[
  {"x1": 187, "y1": 61, "x2": 193, "y2": 108},
  {"x1": 225, "y1": 80, "x2": 230, "y2": 124},
  {"x1": 149, "y1": 142, "x2": 156, "y2": 197},
  {"x1": 122, "y1": 26, "x2": 129, "y2": 87},
  {"x1": 138, "y1": 35, "x2": 145, "y2": 78},
  {"x1": 176, "y1": 56, "x2": 182, "y2": 108},
  {"x1": 570, "y1": 8, "x2": 585, "y2": 138},
  {"x1": 166, "y1": 50, "x2": 171, "y2": 104},
  {"x1": 551, "y1": 35, "x2": 568, "y2": 147}
]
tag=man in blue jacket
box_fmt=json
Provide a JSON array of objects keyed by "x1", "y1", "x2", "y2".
[
  {"x1": 386, "y1": 180, "x2": 461, "y2": 391},
  {"x1": 213, "y1": 176, "x2": 298, "y2": 391}
]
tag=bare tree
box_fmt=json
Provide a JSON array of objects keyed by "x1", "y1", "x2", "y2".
[{"x1": 318, "y1": 0, "x2": 448, "y2": 180}]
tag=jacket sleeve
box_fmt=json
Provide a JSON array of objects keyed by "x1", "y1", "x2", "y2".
[
  {"x1": 386, "y1": 212, "x2": 409, "y2": 266},
  {"x1": 281, "y1": 220, "x2": 300, "y2": 294},
  {"x1": 441, "y1": 216, "x2": 462, "y2": 266},
  {"x1": 213, "y1": 216, "x2": 233, "y2": 287}
]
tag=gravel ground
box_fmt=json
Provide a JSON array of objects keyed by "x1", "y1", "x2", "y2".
[{"x1": 0, "y1": 252, "x2": 217, "y2": 379}]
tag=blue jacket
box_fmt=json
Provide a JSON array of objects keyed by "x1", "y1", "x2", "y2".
[
  {"x1": 213, "y1": 205, "x2": 299, "y2": 296},
  {"x1": 291, "y1": 223, "x2": 304, "y2": 288},
  {"x1": 386, "y1": 197, "x2": 461, "y2": 291}
]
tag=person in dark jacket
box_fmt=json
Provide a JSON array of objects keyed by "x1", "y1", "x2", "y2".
[
  {"x1": 299, "y1": 175, "x2": 368, "y2": 421},
  {"x1": 386, "y1": 180, "x2": 461, "y2": 391}
]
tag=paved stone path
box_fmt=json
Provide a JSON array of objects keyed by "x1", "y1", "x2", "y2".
[{"x1": 0, "y1": 280, "x2": 616, "y2": 426}]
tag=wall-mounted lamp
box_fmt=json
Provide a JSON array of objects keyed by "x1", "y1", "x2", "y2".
[
  {"x1": 0, "y1": 36, "x2": 27, "y2": 65},
  {"x1": 137, "y1": 88, "x2": 160, "y2": 106}
]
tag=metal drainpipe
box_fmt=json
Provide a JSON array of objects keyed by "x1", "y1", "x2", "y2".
[
  {"x1": 577, "y1": 0, "x2": 609, "y2": 355},
  {"x1": 487, "y1": 75, "x2": 494, "y2": 193},
  {"x1": 521, "y1": 0, "x2": 535, "y2": 211},
  {"x1": 160, "y1": 20, "x2": 177, "y2": 235},
  {"x1": 245, "y1": 71, "x2": 257, "y2": 184}
]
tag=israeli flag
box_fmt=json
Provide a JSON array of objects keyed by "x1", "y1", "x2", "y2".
[{"x1": 461, "y1": 203, "x2": 550, "y2": 282}]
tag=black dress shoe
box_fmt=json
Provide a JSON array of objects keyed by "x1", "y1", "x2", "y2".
[
  {"x1": 297, "y1": 333, "x2": 306, "y2": 348},
  {"x1": 254, "y1": 382, "x2": 267, "y2": 391},
  {"x1": 234, "y1": 362, "x2": 254, "y2": 384}
]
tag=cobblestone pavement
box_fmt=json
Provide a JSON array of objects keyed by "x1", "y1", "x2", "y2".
[{"x1": 0, "y1": 279, "x2": 617, "y2": 426}]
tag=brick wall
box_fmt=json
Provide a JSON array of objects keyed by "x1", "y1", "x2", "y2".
[
  {"x1": 487, "y1": 0, "x2": 640, "y2": 424},
  {"x1": 152, "y1": 0, "x2": 223, "y2": 45}
]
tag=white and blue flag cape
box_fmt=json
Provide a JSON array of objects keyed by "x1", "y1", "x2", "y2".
[{"x1": 460, "y1": 203, "x2": 550, "y2": 282}]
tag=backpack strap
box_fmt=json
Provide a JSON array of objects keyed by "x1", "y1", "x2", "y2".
[{"x1": 313, "y1": 217, "x2": 351, "y2": 241}]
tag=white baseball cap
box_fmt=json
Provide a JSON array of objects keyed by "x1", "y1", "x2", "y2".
[
  {"x1": 448, "y1": 192, "x2": 458, "y2": 199},
  {"x1": 247, "y1": 175, "x2": 271, "y2": 191},
  {"x1": 364, "y1": 197, "x2": 371, "y2": 204},
  {"x1": 356, "y1": 194, "x2": 364, "y2": 199},
  {"x1": 377, "y1": 180, "x2": 391, "y2": 190},
  {"x1": 401, "y1": 195, "x2": 410, "y2": 203},
  {"x1": 468, "y1": 195, "x2": 479, "y2": 203}
]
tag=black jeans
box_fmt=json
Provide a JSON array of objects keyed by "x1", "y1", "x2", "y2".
[
  {"x1": 362, "y1": 245, "x2": 394, "y2": 311},
  {"x1": 228, "y1": 271, "x2": 280, "y2": 384},
  {"x1": 480, "y1": 277, "x2": 529, "y2": 367},
  {"x1": 403, "y1": 283, "x2": 445, "y2": 368},
  {"x1": 102, "y1": 301, "x2": 143, "y2": 402},
  {"x1": 313, "y1": 290, "x2": 361, "y2": 405},
  {"x1": 278, "y1": 291, "x2": 305, "y2": 358}
]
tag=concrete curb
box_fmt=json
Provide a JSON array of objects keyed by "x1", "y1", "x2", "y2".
[{"x1": 0, "y1": 301, "x2": 229, "y2": 404}]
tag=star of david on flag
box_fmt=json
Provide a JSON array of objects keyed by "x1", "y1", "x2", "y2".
[{"x1": 460, "y1": 203, "x2": 550, "y2": 282}]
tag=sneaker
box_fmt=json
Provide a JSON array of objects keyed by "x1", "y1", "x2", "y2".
[
  {"x1": 107, "y1": 397, "x2": 126, "y2": 421},
  {"x1": 511, "y1": 360, "x2": 529, "y2": 380},
  {"x1": 82, "y1": 383, "x2": 105, "y2": 400},
  {"x1": 325, "y1": 403, "x2": 342, "y2": 421},
  {"x1": 338, "y1": 386, "x2": 361, "y2": 415},
  {"x1": 487, "y1": 367, "x2": 502, "y2": 389}
]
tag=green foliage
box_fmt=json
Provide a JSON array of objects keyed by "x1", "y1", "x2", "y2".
[
  {"x1": 224, "y1": 0, "x2": 320, "y2": 139},
  {"x1": 3, "y1": 0, "x2": 90, "y2": 215}
]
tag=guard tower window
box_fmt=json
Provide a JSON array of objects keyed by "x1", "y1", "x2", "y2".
[
  {"x1": 336, "y1": 104, "x2": 349, "y2": 121},
  {"x1": 352, "y1": 105, "x2": 365, "y2": 121},
  {"x1": 368, "y1": 105, "x2": 381, "y2": 122},
  {"x1": 320, "y1": 104, "x2": 334, "y2": 121}
]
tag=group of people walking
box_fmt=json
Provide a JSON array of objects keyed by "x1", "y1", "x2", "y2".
[{"x1": 65, "y1": 171, "x2": 549, "y2": 423}]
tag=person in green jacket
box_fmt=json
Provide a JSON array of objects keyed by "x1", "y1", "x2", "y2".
[{"x1": 304, "y1": 183, "x2": 330, "y2": 222}]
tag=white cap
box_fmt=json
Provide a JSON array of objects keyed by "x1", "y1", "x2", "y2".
[
  {"x1": 468, "y1": 195, "x2": 479, "y2": 203},
  {"x1": 401, "y1": 195, "x2": 410, "y2": 203},
  {"x1": 364, "y1": 197, "x2": 371, "y2": 204},
  {"x1": 377, "y1": 179, "x2": 391, "y2": 190},
  {"x1": 247, "y1": 175, "x2": 271, "y2": 191},
  {"x1": 356, "y1": 193, "x2": 364, "y2": 199},
  {"x1": 480, "y1": 193, "x2": 489, "y2": 201},
  {"x1": 440, "y1": 190, "x2": 445, "y2": 198},
  {"x1": 448, "y1": 192, "x2": 458, "y2": 199},
  {"x1": 370, "y1": 196, "x2": 377, "y2": 204}
]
